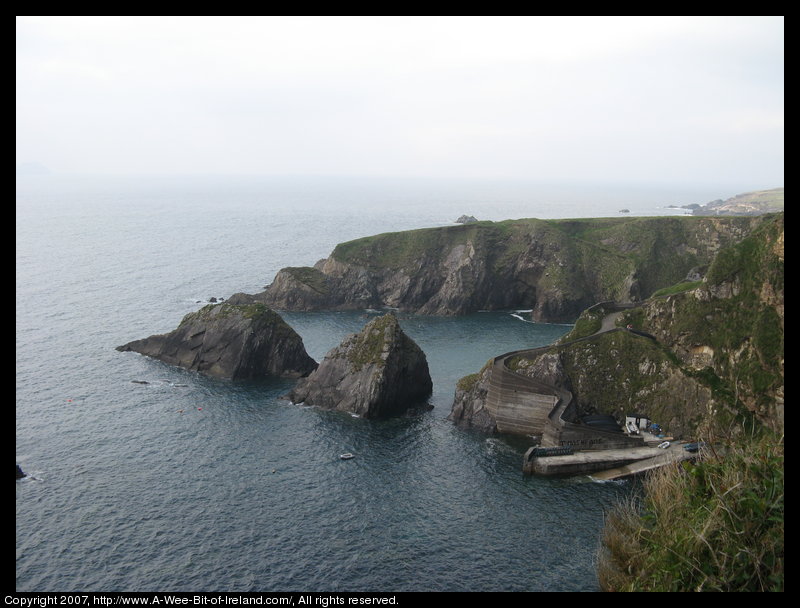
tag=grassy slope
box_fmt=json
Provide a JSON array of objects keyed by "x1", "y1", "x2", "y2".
[
  {"x1": 596, "y1": 214, "x2": 784, "y2": 592},
  {"x1": 718, "y1": 187, "x2": 784, "y2": 210},
  {"x1": 697, "y1": 187, "x2": 784, "y2": 215},
  {"x1": 640, "y1": 213, "x2": 783, "y2": 418},
  {"x1": 598, "y1": 434, "x2": 783, "y2": 592}
]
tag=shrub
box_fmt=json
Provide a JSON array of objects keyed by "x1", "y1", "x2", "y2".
[{"x1": 598, "y1": 432, "x2": 783, "y2": 592}]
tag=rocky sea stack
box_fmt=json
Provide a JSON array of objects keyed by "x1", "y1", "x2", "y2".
[
  {"x1": 116, "y1": 294, "x2": 317, "y2": 380},
  {"x1": 286, "y1": 313, "x2": 432, "y2": 418}
]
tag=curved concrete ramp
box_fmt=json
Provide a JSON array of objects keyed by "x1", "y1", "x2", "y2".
[
  {"x1": 487, "y1": 353, "x2": 560, "y2": 435},
  {"x1": 485, "y1": 302, "x2": 649, "y2": 451}
]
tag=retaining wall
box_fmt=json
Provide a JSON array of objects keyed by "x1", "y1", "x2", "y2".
[{"x1": 484, "y1": 303, "x2": 648, "y2": 452}]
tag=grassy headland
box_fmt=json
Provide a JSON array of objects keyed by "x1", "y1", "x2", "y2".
[{"x1": 598, "y1": 430, "x2": 784, "y2": 592}]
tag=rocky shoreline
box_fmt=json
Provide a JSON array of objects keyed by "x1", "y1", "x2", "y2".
[
  {"x1": 451, "y1": 213, "x2": 784, "y2": 440},
  {"x1": 254, "y1": 215, "x2": 764, "y2": 321},
  {"x1": 116, "y1": 294, "x2": 317, "y2": 380},
  {"x1": 115, "y1": 211, "x2": 782, "y2": 439}
]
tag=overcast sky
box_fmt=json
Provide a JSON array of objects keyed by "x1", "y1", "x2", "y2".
[{"x1": 16, "y1": 16, "x2": 784, "y2": 187}]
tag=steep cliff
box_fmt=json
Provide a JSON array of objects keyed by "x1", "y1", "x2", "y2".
[
  {"x1": 450, "y1": 213, "x2": 784, "y2": 437},
  {"x1": 116, "y1": 295, "x2": 318, "y2": 380},
  {"x1": 285, "y1": 313, "x2": 432, "y2": 419},
  {"x1": 449, "y1": 360, "x2": 496, "y2": 432},
  {"x1": 258, "y1": 216, "x2": 764, "y2": 322},
  {"x1": 527, "y1": 332, "x2": 713, "y2": 437},
  {"x1": 619, "y1": 213, "x2": 784, "y2": 432},
  {"x1": 450, "y1": 328, "x2": 713, "y2": 439}
]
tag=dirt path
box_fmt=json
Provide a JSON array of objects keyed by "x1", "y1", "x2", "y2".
[{"x1": 599, "y1": 310, "x2": 624, "y2": 333}]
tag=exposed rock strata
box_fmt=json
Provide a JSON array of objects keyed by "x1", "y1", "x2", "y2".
[
  {"x1": 622, "y1": 213, "x2": 784, "y2": 432},
  {"x1": 116, "y1": 295, "x2": 317, "y2": 380},
  {"x1": 525, "y1": 332, "x2": 712, "y2": 438},
  {"x1": 257, "y1": 216, "x2": 764, "y2": 322},
  {"x1": 286, "y1": 313, "x2": 432, "y2": 419},
  {"x1": 450, "y1": 213, "x2": 784, "y2": 438},
  {"x1": 449, "y1": 361, "x2": 495, "y2": 432}
]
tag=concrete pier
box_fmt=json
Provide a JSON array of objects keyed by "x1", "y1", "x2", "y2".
[
  {"x1": 524, "y1": 440, "x2": 694, "y2": 478},
  {"x1": 588, "y1": 443, "x2": 696, "y2": 480}
]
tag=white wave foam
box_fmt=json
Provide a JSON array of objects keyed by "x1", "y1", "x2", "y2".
[{"x1": 510, "y1": 313, "x2": 534, "y2": 323}]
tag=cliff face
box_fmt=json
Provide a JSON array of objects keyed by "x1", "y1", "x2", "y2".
[
  {"x1": 258, "y1": 216, "x2": 763, "y2": 322},
  {"x1": 450, "y1": 213, "x2": 784, "y2": 438},
  {"x1": 286, "y1": 313, "x2": 432, "y2": 419},
  {"x1": 527, "y1": 332, "x2": 713, "y2": 438},
  {"x1": 116, "y1": 295, "x2": 318, "y2": 380},
  {"x1": 450, "y1": 330, "x2": 713, "y2": 439},
  {"x1": 623, "y1": 213, "x2": 784, "y2": 432},
  {"x1": 449, "y1": 360, "x2": 495, "y2": 432}
]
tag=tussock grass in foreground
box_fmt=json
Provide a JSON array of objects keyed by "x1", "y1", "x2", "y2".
[{"x1": 598, "y1": 434, "x2": 784, "y2": 592}]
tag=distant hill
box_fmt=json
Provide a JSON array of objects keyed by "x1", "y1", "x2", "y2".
[{"x1": 692, "y1": 187, "x2": 784, "y2": 216}]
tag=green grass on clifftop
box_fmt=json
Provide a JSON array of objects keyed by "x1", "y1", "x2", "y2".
[
  {"x1": 328, "y1": 216, "x2": 763, "y2": 306},
  {"x1": 598, "y1": 432, "x2": 784, "y2": 592}
]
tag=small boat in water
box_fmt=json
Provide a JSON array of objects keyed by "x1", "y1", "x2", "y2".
[{"x1": 339, "y1": 453, "x2": 355, "y2": 460}]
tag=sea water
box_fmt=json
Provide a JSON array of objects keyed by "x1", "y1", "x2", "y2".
[{"x1": 16, "y1": 175, "x2": 726, "y2": 592}]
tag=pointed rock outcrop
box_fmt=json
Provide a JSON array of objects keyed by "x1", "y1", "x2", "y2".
[
  {"x1": 116, "y1": 295, "x2": 317, "y2": 380},
  {"x1": 286, "y1": 313, "x2": 432, "y2": 418}
]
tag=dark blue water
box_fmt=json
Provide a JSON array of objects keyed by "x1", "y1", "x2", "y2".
[{"x1": 16, "y1": 175, "x2": 724, "y2": 592}]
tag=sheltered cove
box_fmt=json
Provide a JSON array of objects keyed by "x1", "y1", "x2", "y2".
[{"x1": 115, "y1": 212, "x2": 782, "y2": 480}]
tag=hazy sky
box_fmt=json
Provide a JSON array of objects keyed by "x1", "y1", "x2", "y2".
[{"x1": 16, "y1": 16, "x2": 784, "y2": 187}]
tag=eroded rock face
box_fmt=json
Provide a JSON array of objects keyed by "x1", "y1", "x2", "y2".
[
  {"x1": 259, "y1": 216, "x2": 765, "y2": 322},
  {"x1": 116, "y1": 295, "x2": 317, "y2": 380},
  {"x1": 286, "y1": 313, "x2": 432, "y2": 418},
  {"x1": 450, "y1": 213, "x2": 784, "y2": 438},
  {"x1": 450, "y1": 331, "x2": 713, "y2": 440},
  {"x1": 448, "y1": 361, "x2": 495, "y2": 432},
  {"x1": 634, "y1": 214, "x2": 784, "y2": 432}
]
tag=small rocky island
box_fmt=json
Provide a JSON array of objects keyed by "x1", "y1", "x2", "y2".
[
  {"x1": 286, "y1": 313, "x2": 432, "y2": 418},
  {"x1": 116, "y1": 294, "x2": 317, "y2": 380}
]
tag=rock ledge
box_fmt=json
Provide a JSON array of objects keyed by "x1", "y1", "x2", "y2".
[{"x1": 117, "y1": 295, "x2": 317, "y2": 380}]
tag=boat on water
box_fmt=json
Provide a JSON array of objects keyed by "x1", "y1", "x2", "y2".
[{"x1": 339, "y1": 453, "x2": 355, "y2": 460}]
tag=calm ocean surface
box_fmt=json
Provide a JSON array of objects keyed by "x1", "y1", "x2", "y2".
[{"x1": 16, "y1": 175, "x2": 728, "y2": 592}]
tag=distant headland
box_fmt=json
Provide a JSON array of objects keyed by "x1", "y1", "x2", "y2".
[{"x1": 666, "y1": 186, "x2": 784, "y2": 216}]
